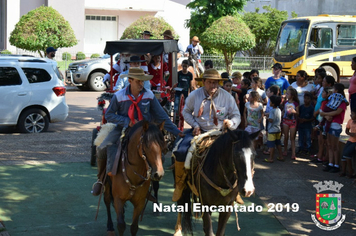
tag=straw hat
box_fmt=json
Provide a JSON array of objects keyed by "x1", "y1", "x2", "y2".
[
  {"x1": 161, "y1": 30, "x2": 174, "y2": 39},
  {"x1": 120, "y1": 67, "x2": 153, "y2": 81},
  {"x1": 196, "y1": 69, "x2": 228, "y2": 81}
]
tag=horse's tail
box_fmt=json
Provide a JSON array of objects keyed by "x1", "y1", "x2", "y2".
[{"x1": 180, "y1": 188, "x2": 193, "y2": 235}]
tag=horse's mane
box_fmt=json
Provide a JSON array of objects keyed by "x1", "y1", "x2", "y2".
[
  {"x1": 205, "y1": 129, "x2": 253, "y2": 175},
  {"x1": 128, "y1": 121, "x2": 166, "y2": 151}
]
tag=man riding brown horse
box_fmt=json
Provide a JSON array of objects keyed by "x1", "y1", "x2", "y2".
[{"x1": 92, "y1": 67, "x2": 184, "y2": 196}]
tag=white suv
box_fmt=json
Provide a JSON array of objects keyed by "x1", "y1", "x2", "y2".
[{"x1": 0, "y1": 55, "x2": 68, "y2": 133}]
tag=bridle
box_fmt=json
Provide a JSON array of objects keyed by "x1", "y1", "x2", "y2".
[{"x1": 121, "y1": 132, "x2": 152, "y2": 196}]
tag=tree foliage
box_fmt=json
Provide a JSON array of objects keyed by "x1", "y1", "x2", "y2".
[
  {"x1": 9, "y1": 6, "x2": 77, "y2": 57},
  {"x1": 242, "y1": 5, "x2": 297, "y2": 56},
  {"x1": 186, "y1": 0, "x2": 247, "y2": 37},
  {"x1": 121, "y1": 15, "x2": 177, "y2": 40},
  {"x1": 201, "y1": 15, "x2": 255, "y2": 74}
]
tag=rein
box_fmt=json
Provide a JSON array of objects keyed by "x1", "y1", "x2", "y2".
[
  {"x1": 122, "y1": 132, "x2": 152, "y2": 196},
  {"x1": 198, "y1": 139, "x2": 240, "y2": 198}
]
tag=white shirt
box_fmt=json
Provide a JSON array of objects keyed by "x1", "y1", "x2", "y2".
[
  {"x1": 183, "y1": 87, "x2": 241, "y2": 131},
  {"x1": 291, "y1": 82, "x2": 314, "y2": 106}
]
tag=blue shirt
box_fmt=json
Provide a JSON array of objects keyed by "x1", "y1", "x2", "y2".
[
  {"x1": 114, "y1": 70, "x2": 151, "y2": 91},
  {"x1": 105, "y1": 86, "x2": 180, "y2": 136},
  {"x1": 265, "y1": 76, "x2": 290, "y2": 95},
  {"x1": 185, "y1": 44, "x2": 203, "y2": 59},
  {"x1": 299, "y1": 104, "x2": 314, "y2": 129}
]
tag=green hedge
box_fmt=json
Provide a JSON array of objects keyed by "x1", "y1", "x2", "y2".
[
  {"x1": 90, "y1": 53, "x2": 100, "y2": 59},
  {"x1": 1, "y1": 50, "x2": 12, "y2": 54},
  {"x1": 76, "y1": 52, "x2": 86, "y2": 60},
  {"x1": 62, "y1": 52, "x2": 71, "y2": 61}
]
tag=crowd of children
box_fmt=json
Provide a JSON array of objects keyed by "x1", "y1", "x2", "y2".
[
  {"x1": 174, "y1": 59, "x2": 356, "y2": 181},
  {"x1": 216, "y1": 64, "x2": 356, "y2": 182}
]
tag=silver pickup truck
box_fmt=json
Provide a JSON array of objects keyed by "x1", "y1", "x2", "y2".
[{"x1": 65, "y1": 54, "x2": 119, "y2": 91}]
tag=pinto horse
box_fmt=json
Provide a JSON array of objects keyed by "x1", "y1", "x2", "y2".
[
  {"x1": 174, "y1": 129, "x2": 259, "y2": 236},
  {"x1": 102, "y1": 120, "x2": 166, "y2": 236}
]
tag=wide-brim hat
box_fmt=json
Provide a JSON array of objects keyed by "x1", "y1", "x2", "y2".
[
  {"x1": 120, "y1": 67, "x2": 153, "y2": 81},
  {"x1": 161, "y1": 30, "x2": 174, "y2": 39},
  {"x1": 191, "y1": 36, "x2": 200, "y2": 42},
  {"x1": 141, "y1": 30, "x2": 153, "y2": 36},
  {"x1": 124, "y1": 55, "x2": 146, "y2": 64},
  {"x1": 196, "y1": 68, "x2": 228, "y2": 81}
]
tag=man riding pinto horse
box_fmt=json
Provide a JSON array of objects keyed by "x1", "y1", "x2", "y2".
[
  {"x1": 92, "y1": 67, "x2": 184, "y2": 196},
  {"x1": 172, "y1": 68, "x2": 245, "y2": 203}
]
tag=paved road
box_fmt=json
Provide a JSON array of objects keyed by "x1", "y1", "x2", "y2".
[{"x1": 0, "y1": 88, "x2": 355, "y2": 235}]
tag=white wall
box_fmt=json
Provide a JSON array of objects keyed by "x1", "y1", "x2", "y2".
[
  {"x1": 155, "y1": 0, "x2": 191, "y2": 49},
  {"x1": 48, "y1": 0, "x2": 85, "y2": 54},
  {"x1": 6, "y1": 0, "x2": 20, "y2": 52}
]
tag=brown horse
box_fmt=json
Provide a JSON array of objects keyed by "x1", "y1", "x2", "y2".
[
  {"x1": 102, "y1": 120, "x2": 166, "y2": 236},
  {"x1": 174, "y1": 129, "x2": 259, "y2": 236}
]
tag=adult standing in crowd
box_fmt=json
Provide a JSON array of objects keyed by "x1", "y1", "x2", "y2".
[
  {"x1": 265, "y1": 63, "x2": 290, "y2": 96},
  {"x1": 349, "y1": 57, "x2": 356, "y2": 111},
  {"x1": 311, "y1": 76, "x2": 335, "y2": 163},
  {"x1": 291, "y1": 70, "x2": 314, "y2": 106}
]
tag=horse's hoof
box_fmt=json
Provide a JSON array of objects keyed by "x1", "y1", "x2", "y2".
[
  {"x1": 107, "y1": 231, "x2": 115, "y2": 236},
  {"x1": 173, "y1": 229, "x2": 182, "y2": 236}
]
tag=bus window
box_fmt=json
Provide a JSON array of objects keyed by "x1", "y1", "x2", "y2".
[
  {"x1": 309, "y1": 28, "x2": 332, "y2": 49},
  {"x1": 337, "y1": 25, "x2": 356, "y2": 46}
]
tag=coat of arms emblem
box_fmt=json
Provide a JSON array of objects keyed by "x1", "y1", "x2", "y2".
[{"x1": 311, "y1": 180, "x2": 346, "y2": 230}]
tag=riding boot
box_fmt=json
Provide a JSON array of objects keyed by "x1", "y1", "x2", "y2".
[
  {"x1": 91, "y1": 158, "x2": 107, "y2": 196},
  {"x1": 172, "y1": 161, "x2": 187, "y2": 202}
]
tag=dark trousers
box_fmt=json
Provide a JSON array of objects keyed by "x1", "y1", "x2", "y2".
[
  {"x1": 173, "y1": 129, "x2": 194, "y2": 162},
  {"x1": 298, "y1": 126, "x2": 312, "y2": 151}
]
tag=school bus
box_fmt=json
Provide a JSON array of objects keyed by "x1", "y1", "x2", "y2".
[{"x1": 273, "y1": 15, "x2": 356, "y2": 82}]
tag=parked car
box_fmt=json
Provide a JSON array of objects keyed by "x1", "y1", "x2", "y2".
[
  {"x1": 65, "y1": 53, "x2": 119, "y2": 91},
  {"x1": 0, "y1": 55, "x2": 68, "y2": 133}
]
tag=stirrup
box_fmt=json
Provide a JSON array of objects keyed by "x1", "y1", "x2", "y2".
[{"x1": 91, "y1": 180, "x2": 105, "y2": 196}]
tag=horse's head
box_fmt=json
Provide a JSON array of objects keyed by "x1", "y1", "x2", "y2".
[
  {"x1": 141, "y1": 121, "x2": 167, "y2": 181},
  {"x1": 227, "y1": 129, "x2": 259, "y2": 198}
]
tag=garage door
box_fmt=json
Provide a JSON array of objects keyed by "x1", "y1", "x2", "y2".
[{"x1": 84, "y1": 15, "x2": 118, "y2": 55}]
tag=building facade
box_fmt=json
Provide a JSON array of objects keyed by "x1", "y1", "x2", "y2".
[
  {"x1": 0, "y1": 0, "x2": 191, "y2": 55},
  {"x1": 244, "y1": 0, "x2": 356, "y2": 17}
]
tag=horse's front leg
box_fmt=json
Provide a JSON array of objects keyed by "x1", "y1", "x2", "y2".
[
  {"x1": 174, "y1": 212, "x2": 182, "y2": 236},
  {"x1": 103, "y1": 182, "x2": 115, "y2": 235},
  {"x1": 131, "y1": 198, "x2": 146, "y2": 236},
  {"x1": 216, "y1": 211, "x2": 232, "y2": 236},
  {"x1": 114, "y1": 197, "x2": 126, "y2": 236},
  {"x1": 202, "y1": 212, "x2": 214, "y2": 236}
]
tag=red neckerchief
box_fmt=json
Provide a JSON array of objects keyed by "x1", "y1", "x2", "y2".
[{"x1": 128, "y1": 93, "x2": 144, "y2": 124}]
